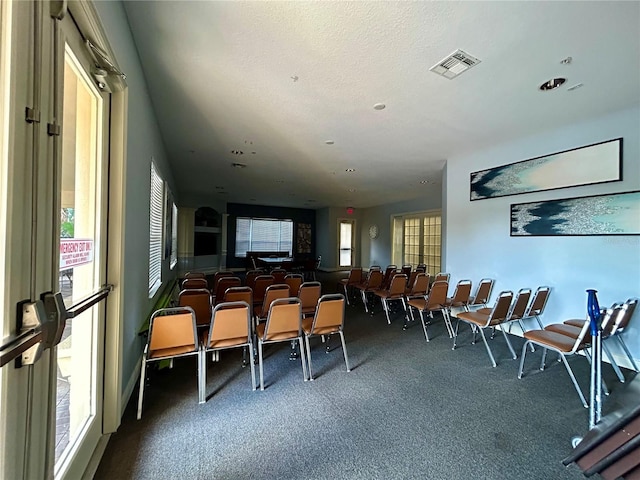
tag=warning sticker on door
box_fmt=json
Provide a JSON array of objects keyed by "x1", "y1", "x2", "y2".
[{"x1": 60, "y1": 239, "x2": 94, "y2": 269}]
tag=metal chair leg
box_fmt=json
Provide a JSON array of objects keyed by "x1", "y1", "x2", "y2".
[
  {"x1": 298, "y1": 337, "x2": 308, "y2": 382},
  {"x1": 602, "y1": 342, "x2": 625, "y2": 383},
  {"x1": 615, "y1": 336, "x2": 639, "y2": 372},
  {"x1": 419, "y1": 310, "x2": 430, "y2": 342},
  {"x1": 305, "y1": 336, "x2": 314, "y2": 381},
  {"x1": 136, "y1": 355, "x2": 148, "y2": 420},
  {"x1": 198, "y1": 348, "x2": 206, "y2": 404},
  {"x1": 500, "y1": 328, "x2": 517, "y2": 360},
  {"x1": 559, "y1": 354, "x2": 588, "y2": 408},
  {"x1": 248, "y1": 342, "x2": 257, "y2": 391},
  {"x1": 477, "y1": 327, "x2": 497, "y2": 368},
  {"x1": 339, "y1": 331, "x2": 351, "y2": 372},
  {"x1": 258, "y1": 341, "x2": 265, "y2": 391},
  {"x1": 518, "y1": 341, "x2": 530, "y2": 378}
]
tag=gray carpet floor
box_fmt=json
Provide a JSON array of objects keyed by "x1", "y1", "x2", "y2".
[{"x1": 95, "y1": 273, "x2": 629, "y2": 479}]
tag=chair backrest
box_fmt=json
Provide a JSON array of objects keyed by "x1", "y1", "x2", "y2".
[
  {"x1": 400, "y1": 264, "x2": 412, "y2": 276},
  {"x1": 181, "y1": 278, "x2": 209, "y2": 291},
  {"x1": 525, "y1": 286, "x2": 551, "y2": 317},
  {"x1": 207, "y1": 301, "x2": 252, "y2": 347},
  {"x1": 571, "y1": 304, "x2": 621, "y2": 353},
  {"x1": 310, "y1": 294, "x2": 345, "y2": 334},
  {"x1": 381, "y1": 265, "x2": 398, "y2": 289},
  {"x1": 507, "y1": 288, "x2": 532, "y2": 320},
  {"x1": 409, "y1": 273, "x2": 430, "y2": 296},
  {"x1": 148, "y1": 307, "x2": 198, "y2": 356},
  {"x1": 469, "y1": 278, "x2": 494, "y2": 306},
  {"x1": 601, "y1": 303, "x2": 624, "y2": 336},
  {"x1": 184, "y1": 271, "x2": 206, "y2": 279},
  {"x1": 212, "y1": 271, "x2": 235, "y2": 292},
  {"x1": 450, "y1": 280, "x2": 472, "y2": 304},
  {"x1": 388, "y1": 274, "x2": 408, "y2": 296},
  {"x1": 214, "y1": 276, "x2": 242, "y2": 304},
  {"x1": 284, "y1": 274, "x2": 304, "y2": 295},
  {"x1": 271, "y1": 268, "x2": 287, "y2": 283},
  {"x1": 487, "y1": 291, "x2": 514, "y2": 324},
  {"x1": 223, "y1": 286, "x2": 253, "y2": 306},
  {"x1": 416, "y1": 263, "x2": 427, "y2": 273},
  {"x1": 369, "y1": 265, "x2": 382, "y2": 271},
  {"x1": 253, "y1": 275, "x2": 275, "y2": 303},
  {"x1": 298, "y1": 281, "x2": 322, "y2": 310},
  {"x1": 260, "y1": 284, "x2": 291, "y2": 315},
  {"x1": 434, "y1": 272, "x2": 450, "y2": 283},
  {"x1": 365, "y1": 270, "x2": 384, "y2": 290},
  {"x1": 245, "y1": 269, "x2": 265, "y2": 290},
  {"x1": 426, "y1": 281, "x2": 448, "y2": 309},
  {"x1": 178, "y1": 288, "x2": 212, "y2": 326},
  {"x1": 263, "y1": 297, "x2": 302, "y2": 340},
  {"x1": 608, "y1": 298, "x2": 638, "y2": 335},
  {"x1": 346, "y1": 268, "x2": 363, "y2": 285}
]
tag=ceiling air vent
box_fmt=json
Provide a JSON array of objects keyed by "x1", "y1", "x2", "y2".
[{"x1": 430, "y1": 49, "x2": 481, "y2": 79}]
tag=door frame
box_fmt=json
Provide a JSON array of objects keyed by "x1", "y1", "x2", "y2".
[{"x1": 0, "y1": 1, "x2": 127, "y2": 478}]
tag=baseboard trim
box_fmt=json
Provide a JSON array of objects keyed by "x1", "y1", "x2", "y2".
[
  {"x1": 81, "y1": 434, "x2": 111, "y2": 480},
  {"x1": 121, "y1": 360, "x2": 141, "y2": 418}
]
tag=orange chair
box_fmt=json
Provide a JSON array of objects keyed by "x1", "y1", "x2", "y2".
[
  {"x1": 338, "y1": 268, "x2": 363, "y2": 305},
  {"x1": 213, "y1": 276, "x2": 241, "y2": 305},
  {"x1": 252, "y1": 275, "x2": 275, "y2": 310},
  {"x1": 405, "y1": 280, "x2": 449, "y2": 340},
  {"x1": 181, "y1": 277, "x2": 209, "y2": 291},
  {"x1": 374, "y1": 273, "x2": 407, "y2": 325},
  {"x1": 199, "y1": 301, "x2": 256, "y2": 403},
  {"x1": 467, "y1": 278, "x2": 494, "y2": 309},
  {"x1": 354, "y1": 269, "x2": 384, "y2": 314},
  {"x1": 256, "y1": 297, "x2": 308, "y2": 390},
  {"x1": 254, "y1": 283, "x2": 290, "y2": 324},
  {"x1": 271, "y1": 268, "x2": 287, "y2": 283},
  {"x1": 298, "y1": 281, "x2": 322, "y2": 318},
  {"x1": 178, "y1": 288, "x2": 212, "y2": 328},
  {"x1": 137, "y1": 307, "x2": 199, "y2": 419},
  {"x1": 405, "y1": 272, "x2": 430, "y2": 297},
  {"x1": 444, "y1": 279, "x2": 472, "y2": 312},
  {"x1": 302, "y1": 294, "x2": 350, "y2": 380},
  {"x1": 284, "y1": 274, "x2": 304, "y2": 298},
  {"x1": 453, "y1": 290, "x2": 515, "y2": 367}
]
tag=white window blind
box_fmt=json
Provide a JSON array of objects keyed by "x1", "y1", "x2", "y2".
[
  {"x1": 170, "y1": 202, "x2": 178, "y2": 269},
  {"x1": 148, "y1": 161, "x2": 164, "y2": 296},
  {"x1": 235, "y1": 218, "x2": 293, "y2": 257}
]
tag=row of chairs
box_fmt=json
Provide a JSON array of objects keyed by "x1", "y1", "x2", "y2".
[
  {"x1": 137, "y1": 293, "x2": 351, "y2": 419},
  {"x1": 518, "y1": 298, "x2": 638, "y2": 407}
]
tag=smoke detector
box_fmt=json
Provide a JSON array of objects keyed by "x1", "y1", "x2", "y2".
[{"x1": 430, "y1": 49, "x2": 481, "y2": 79}]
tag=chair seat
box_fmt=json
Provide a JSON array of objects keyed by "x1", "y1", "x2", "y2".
[
  {"x1": 445, "y1": 297, "x2": 467, "y2": 308},
  {"x1": 544, "y1": 324, "x2": 591, "y2": 347},
  {"x1": 456, "y1": 310, "x2": 501, "y2": 327},
  {"x1": 374, "y1": 290, "x2": 404, "y2": 300},
  {"x1": 201, "y1": 328, "x2": 249, "y2": 349},
  {"x1": 564, "y1": 319, "x2": 586, "y2": 328},
  {"x1": 475, "y1": 307, "x2": 492, "y2": 315},
  {"x1": 523, "y1": 330, "x2": 576, "y2": 352},
  {"x1": 407, "y1": 298, "x2": 426, "y2": 310},
  {"x1": 149, "y1": 345, "x2": 197, "y2": 359}
]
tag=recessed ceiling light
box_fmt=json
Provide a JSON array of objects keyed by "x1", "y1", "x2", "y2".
[
  {"x1": 325, "y1": 140, "x2": 335, "y2": 145},
  {"x1": 251, "y1": 151, "x2": 256, "y2": 154},
  {"x1": 420, "y1": 180, "x2": 428, "y2": 184},
  {"x1": 231, "y1": 162, "x2": 247, "y2": 168},
  {"x1": 560, "y1": 56, "x2": 572, "y2": 65},
  {"x1": 539, "y1": 78, "x2": 567, "y2": 91},
  {"x1": 348, "y1": 188, "x2": 356, "y2": 192},
  {"x1": 275, "y1": 179, "x2": 284, "y2": 183},
  {"x1": 373, "y1": 103, "x2": 386, "y2": 110},
  {"x1": 345, "y1": 168, "x2": 356, "y2": 172},
  {"x1": 230, "y1": 149, "x2": 244, "y2": 155},
  {"x1": 567, "y1": 83, "x2": 584, "y2": 91},
  {"x1": 215, "y1": 186, "x2": 225, "y2": 190}
]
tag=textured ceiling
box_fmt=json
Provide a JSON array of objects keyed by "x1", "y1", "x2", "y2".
[{"x1": 122, "y1": 1, "x2": 640, "y2": 209}]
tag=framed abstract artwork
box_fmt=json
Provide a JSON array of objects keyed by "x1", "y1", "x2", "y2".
[
  {"x1": 470, "y1": 138, "x2": 622, "y2": 201},
  {"x1": 510, "y1": 190, "x2": 640, "y2": 236}
]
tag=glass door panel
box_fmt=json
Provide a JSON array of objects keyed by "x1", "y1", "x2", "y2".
[{"x1": 55, "y1": 44, "x2": 104, "y2": 471}]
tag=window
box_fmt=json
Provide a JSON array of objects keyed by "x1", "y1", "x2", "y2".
[
  {"x1": 392, "y1": 211, "x2": 441, "y2": 276},
  {"x1": 235, "y1": 217, "x2": 293, "y2": 257},
  {"x1": 148, "y1": 161, "x2": 164, "y2": 296},
  {"x1": 170, "y1": 202, "x2": 178, "y2": 269}
]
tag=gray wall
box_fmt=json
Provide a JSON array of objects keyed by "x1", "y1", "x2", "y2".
[
  {"x1": 95, "y1": 1, "x2": 177, "y2": 394},
  {"x1": 445, "y1": 106, "x2": 640, "y2": 367}
]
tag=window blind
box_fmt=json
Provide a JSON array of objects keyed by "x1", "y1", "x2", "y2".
[
  {"x1": 170, "y1": 202, "x2": 178, "y2": 268},
  {"x1": 235, "y1": 217, "x2": 293, "y2": 257},
  {"x1": 148, "y1": 161, "x2": 164, "y2": 296}
]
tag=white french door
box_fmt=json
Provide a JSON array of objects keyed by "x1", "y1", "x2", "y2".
[{"x1": 0, "y1": 2, "x2": 118, "y2": 479}]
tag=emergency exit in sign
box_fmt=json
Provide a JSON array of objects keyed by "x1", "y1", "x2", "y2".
[{"x1": 60, "y1": 239, "x2": 94, "y2": 269}]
